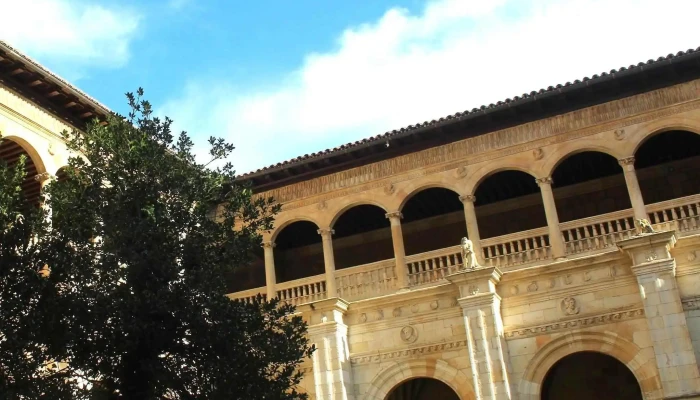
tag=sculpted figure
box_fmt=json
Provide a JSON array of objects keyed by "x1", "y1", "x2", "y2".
[
  {"x1": 636, "y1": 218, "x2": 655, "y2": 234},
  {"x1": 461, "y1": 237, "x2": 479, "y2": 270}
]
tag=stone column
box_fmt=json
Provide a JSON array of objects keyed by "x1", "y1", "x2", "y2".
[
  {"x1": 262, "y1": 241, "x2": 277, "y2": 300},
  {"x1": 318, "y1": 228, "x2": 337, "y2": 298},
  {"x1": 617, "y1": 231, "x2": 700, "y2": 398},
  {"x1": 459, "y1": 194, "x2": 484, "y2": 265},
  {"x1": 299, "y1": 298, "x2": 355, "y2": 400},
  {"x1": 535, "y1": 177, "x2": 566, "y2": 259},
  {"x1": 385, "y1": 211, "x2": 409, "y2": 289},
  {"x1": 446, "y1": 267, "x2": 512, "y2": 400},
  {"x1": 618, "y1": 157, "x2": 648, "y2": 222}
]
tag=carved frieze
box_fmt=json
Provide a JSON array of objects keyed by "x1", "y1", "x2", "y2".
[
  {"x1": 350, "y1": 340, "x2": 467, "y2": 365},
  {"x1": 505, "y1": 308, "x2": 645, "y2": 339}
]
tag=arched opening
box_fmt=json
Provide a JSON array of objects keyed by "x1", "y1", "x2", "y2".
[
  {"x1": 541, "y1": 351, "x2": 642, "y2": 400},
  {"x1": 551, "y1": 151, "x2": 630, "y2": 222},
  {"x1": 473, "y1": 170, "x2": 547, "y2": 239},
  {"x1": 274, "y1": 221, "x2": 324, "y2": 282},
  {"x1": 332, "y1": 205, "x2": 393, "y2": 269},
  {"x1": 635, "y1": 130, "x2": 700, "y2": 204},
  {"x1": 386, "y1": 377, "x2": 459, "y2": 400},
  {"x1": 401, "y1": 187, "x2": 465, "y2": 255},
  {"x1": 0, "y1": 138, "x2": 42, "y2": 207}
]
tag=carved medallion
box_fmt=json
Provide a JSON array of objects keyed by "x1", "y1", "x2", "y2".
[
  {"x1": 450, "y1": 297, "x2": 459, "y2": 307},
  {"x1": 411, "y1": 304, "x2": 419, "y2": 313},
  {"x1": 359, "y1": 313, "x2": 367, "y2": 323},
  {"x1": 561, "y1": 297, "x2": 580, "y2": 315},
  {"x1": 527, "y1": 281, "x2": 538, "y2": 292},
  {"x1": 548, "y1": 278, "x2": 556, "y2": 289},
  {"x1": 468, "y1": 285, "x2": 479, "y2": 296},
  {"x1": 400, "y1": 326, "x2": 418, "y2": 343},
  {"x1": 316, "y1": 200, "x2": 327, "y2": 210},
  {"x1": 532, "y1": 148, "x2": 544, "y2": 160},
  {"x1": 510, "y1": 286, "x2": 519, "y2": 295},
  {"x1": 393, "y1": 308, "x2": 402, "y2": 317},
  {"x1": 377, "y1": 309, "x2": 384, "y2": 320},
  {"x1": 454, "y1": 166, "x2": 468, "y2": 178},
  {"x1": 563, "y1": 274, "x2": 573, "y2": 285},
  {"x1": 646, "y1": 251, "x2": 659, "y2": 262},
  {"x1": 430, "y1": 300, "x2": 439, "y2": 310},
  {"x1": 583, "y1": 271, "x2": 592, "y2": 282},
  {"x1": 384, "y1": 184, "x2": 396, "y2": 195},
  {"x1": 689, "y1": 251, "x2": 698, "y2": 262},
  {"x1": 609, "y1": 266, "x2": 617, "y2": 278},
  {"x1": 614, "y1": 129, "x2": 626, "y2": 140}
]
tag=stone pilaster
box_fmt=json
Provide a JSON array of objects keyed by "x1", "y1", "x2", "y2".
[
  {"x1": 386, "y1": 211, "x2": 409, "y2": 289},
  {"x1": 618, "y1": 231, "x2": 700, "y2": 398},
  {"x1": 618, "y1": 157, "x2": 649, "y2": 222},
  {"x1": 447, "y1": 267, "x2": 512, "y2": 400},
  {"x1": 535, "y1": 177, "x2": 566, "y2": 260},
  {"x1": 460, "y1": 194, "x2": 485, "y2": 265},
  {"x1": 318, "y1": 228, "x2": 337, "y2": 298},
  {"x1": 300, "y1": 298, "x2": 355, "y2": 400},
  {"x1": 262, "y1": 241, "x2": 277, "y2": 300}
]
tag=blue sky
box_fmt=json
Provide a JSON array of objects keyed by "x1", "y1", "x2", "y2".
[{"x1": 2, "y1": 0, "x2": 699, "y2": 174}]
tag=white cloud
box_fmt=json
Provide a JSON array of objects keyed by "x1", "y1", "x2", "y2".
[
  {"x1": 161, "y1": 0, "x2": 700, "y2": 175},
  {"x1": 0, "y1": 0, "x2": 141, "y2": 77}
]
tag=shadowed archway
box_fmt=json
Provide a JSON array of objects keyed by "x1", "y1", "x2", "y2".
[
  {"x1": 386, "y1": 377, "x2": 460, "y2": 400},
  {"x1": 401, "y1": 187, "x2": 465, "y2": 255},
  {"x1": 332, "y1": 204, "x2": 393, "y2": 269},
  {"x1": 541, "y1": 351, "x2": 642, "y2": 400}
]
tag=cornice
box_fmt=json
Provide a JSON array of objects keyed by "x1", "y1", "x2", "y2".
[
  {"x1": 682, "y1": 296, "x2": 700, "y2": 311},
  {"x1": 0, "y1": 84, "x2": 74, "y2": 140},
  {"x1": 259, "y1": 80, "x2": 700, "y2": 207},
  {"x1": 349, "y1": 339, "x2": 467, "y2": 365},
  {"x1": 504, "y1": 307, "x2": 645, "y2": 339}
]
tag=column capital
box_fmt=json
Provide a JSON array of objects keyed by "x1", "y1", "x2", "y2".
[
  {"x1": 34, "y1": 172, "x2": 51, "y2": 183},
  {"x1": 535, "y1": 176, "x2": 553, "y2": 187},
  {"x1": 385, "y1": 211, "x2": 403, "y2": 220},
  {"x1": 317, "y1": 228, "x2": 335, "y2": 237},
  {"x1": 618, "y1": 156, "x2": 636, "y2": 166},
  {"x1": 459, "y1": 194, "x2": 476, "y2": 203},
  {"x1": 261, "y1": 241, "x2": 276, "y2": 249}
]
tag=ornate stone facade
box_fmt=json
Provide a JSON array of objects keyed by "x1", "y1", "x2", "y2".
[{"x1": 4, "y1": 47, "x2": 700, "y2": 400}]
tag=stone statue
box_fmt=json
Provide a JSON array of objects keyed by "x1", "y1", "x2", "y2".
[
  {"x1": 461, "y1": 237, "x2": 479, "y2": 270},
  {"x1": 636, "y1": 218, "x2": 655, "y2": 234}
]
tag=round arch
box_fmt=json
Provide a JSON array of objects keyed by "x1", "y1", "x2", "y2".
[
  {"x1": 542, "y1": 145, "x2": 622, "y2": 179},
  {"x1": 270, "y1": 216, "x2": 322, "y2": 242},
  {"x1": 629, "y1": 123, "x2": 700, "y2": 155},
  {"x1": 1, "y1": 135, "x2": 48, "y2": 175},
  {"x1": 465, "y1": 163, "x2": 538, "y2": 196},
  {"x1": 329, "y1": 200, "x2": 389, "y2": 228},
  {"x1": 517, "y1": 331, "x2": 662, "y2": 400},
  {"x1": 363, "y1": 359, "x2": 475, "y2": 400},
  {"x1": 397, "y1": 182, "x2": 463, "y2": 212}
]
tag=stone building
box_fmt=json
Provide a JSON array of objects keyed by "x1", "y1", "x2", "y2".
[{"x1": 2, "y1": 39, "x2": 700, "y2": 399}]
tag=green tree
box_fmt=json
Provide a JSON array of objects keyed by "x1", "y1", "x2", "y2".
[
  {"x1": 0, "y1": 155, "x2": 71, "y2": 399},
  {"x1": 0, "y1": 89, "x2": 313, "y2": 399}
]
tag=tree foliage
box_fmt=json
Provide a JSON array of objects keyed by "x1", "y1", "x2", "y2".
[{"x1": 0, "y1": 89, "x2": 313, "y2": 399}]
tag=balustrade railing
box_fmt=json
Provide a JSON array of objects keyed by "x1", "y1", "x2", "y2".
[
  {"x1": 406, "y1": 246, "x2": 462, "y2": 286},
  {"x1": 561, "y1": 209, "x2": 636, "y2": 255},
  {"x1": 276, "y1": 274, "x2": 327, "y2": 306},
  {"x1": 481, "y1": 228, "x2": 550, "y2": 268},
  {"x1": 226, "y1": 286, "x2": 266, "y2": 304},
  {"x1": 647, "y1": 194, "x2": 700, "y2": 234},
  {"x1": 336, "y1": 259, "x2": 397, "y2": 301},
  {"x1": 227, "y1": 194, "x2": 700, "y2": 303}
]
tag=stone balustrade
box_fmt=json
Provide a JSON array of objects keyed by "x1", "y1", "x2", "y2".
[{"x1": 228, "y1": 194, "x2": 700, "y2": 306}]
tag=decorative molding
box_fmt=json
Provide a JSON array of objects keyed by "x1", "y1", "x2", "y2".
[
  {"x1": 682, "y1": 296, "x2": 700, "y2": 311},
  {"x1": 385, "y1": 211, "x2": 403, "y2": 220},
  {"x1": 504, "y1": 308, "x2": 645, "y2": 339},
  {"x1": 618, "y1": 157, "x2": 636, "y2": 166},
  {"x1": 459, "y1": 194, "x2": 476, "y2": 203},
  {"x1": 350, "y1": 339, "x2": 467, "y2": 365},
  {"x1": 535, "y1": 177, "x2": 553, "y2": 186},
  {"x1": 260, "y1": 80, "x2": 700, "y2": 207},
  {"x1": 0, "y1": 85, "x2": 75, "y2": 140}
]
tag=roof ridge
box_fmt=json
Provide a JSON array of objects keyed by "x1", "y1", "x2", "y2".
[{"x1": 238, "y1": 46, "x2": 700, "y2": 178}]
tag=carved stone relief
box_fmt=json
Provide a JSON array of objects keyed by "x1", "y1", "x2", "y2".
[
  {"x1": 359, "y1": 313, "x2": 367, "y2": 323},
  {"x1": 377, "y1": 309, "x2": 384, "y2": 320},
  {"x1": 583, "y1": 271, "x2": 592, "y2": 282},
  {"x1": 510, "y1": 286, "x2": 519, "y2": 295},
  {"x1": 454, "y1": 166, "x2": 468, "y2": 178},
  {"x1": 527, "y1": 281, "x2": 538, "y2": 292},
  {"x1": 561, "y1": 297, "x2": 580, "y2": 316},
  {"x1": 316, "y1": 200, "x2": 327, "y2": 210},
  {"x1": 532, "y1": 148, "x2": 544, "y2": 160},
  {"x1": 393, "y1": 308, "x2": 402, "y2": 317},
  {"x1": 411, "y1": 304, "x2": 419, "y2": 313},
  {"x1": 689, "y1": 251, "x2": 698, "y2": 262},
  {"x1": 400, "y1": 326, "x2": 418, "y2": 344},
  {"x1": 429, "y1": 300, "x2": 439, "y2": 310},
  {"x1": 384, "y1": 184, "x2": 396, "y2": 195},
  {"x1": 614, "y1": 129, "x2": 626, "y2": 140},
  {"x1": 468, "y1": 285, "x2": 479, "y2": 296}
]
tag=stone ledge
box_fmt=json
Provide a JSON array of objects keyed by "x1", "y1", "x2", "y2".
[{"x1": 504, "y1": 307, "x2": 645, "y2": 339}]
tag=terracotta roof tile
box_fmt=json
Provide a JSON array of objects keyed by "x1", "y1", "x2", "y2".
[{"x1": 239, "y1": 46, "x2": 700, "y2": 179}]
